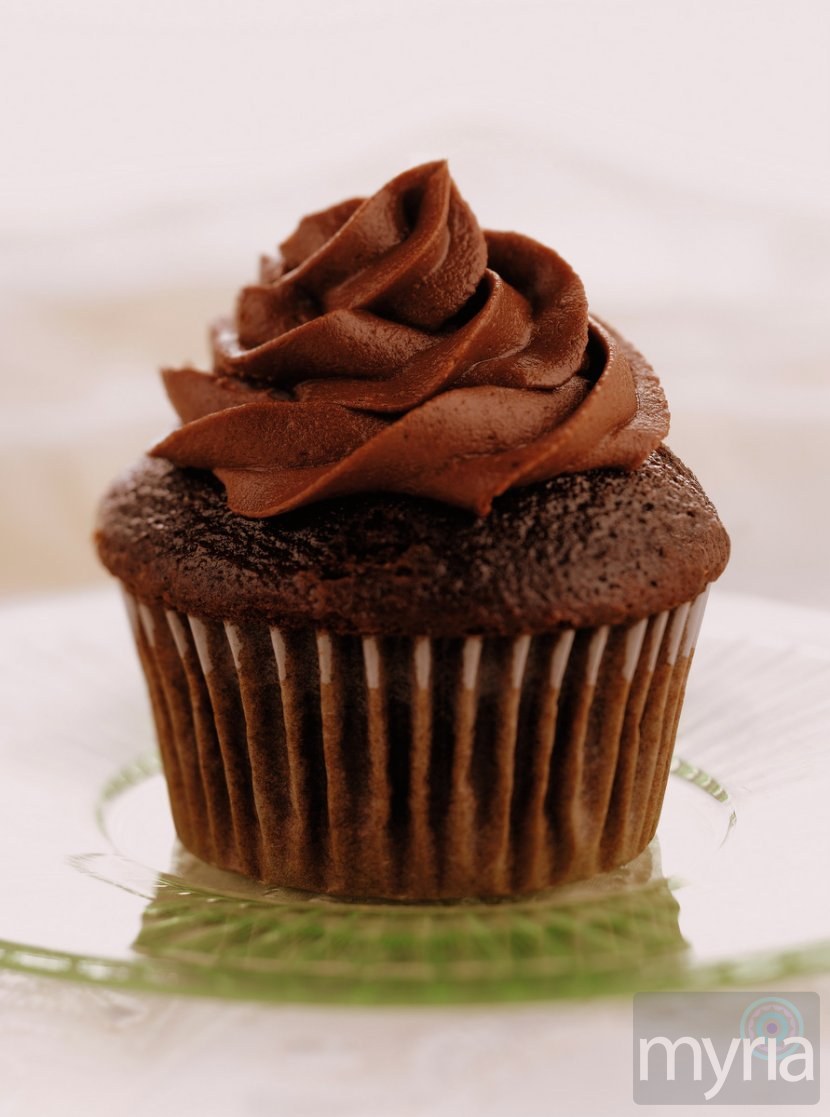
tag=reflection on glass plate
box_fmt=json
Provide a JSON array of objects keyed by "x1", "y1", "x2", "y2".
[{"x1": 0, "y1": 589, "x2": 828, "y2": 1004}]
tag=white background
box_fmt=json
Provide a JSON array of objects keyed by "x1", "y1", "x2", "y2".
[
  {"x1": 0, "y1": 2, "x2": 829, "y2": 1115},
  {"x1": 1, "y1": 0, "x2": 829, "y2": 606}
]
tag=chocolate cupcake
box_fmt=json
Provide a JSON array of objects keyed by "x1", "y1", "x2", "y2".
[{"x1": 95, "y1": 161, "x2": 729, "y2": 900}]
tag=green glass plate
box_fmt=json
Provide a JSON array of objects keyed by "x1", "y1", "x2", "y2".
[{"x1": 1, "y1": 589, "x2": 828, "y2": 1004}]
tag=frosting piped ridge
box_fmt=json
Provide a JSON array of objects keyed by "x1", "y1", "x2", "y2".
[{"x1": 151, "y1": 161, "x2": 669, "y2": 517}]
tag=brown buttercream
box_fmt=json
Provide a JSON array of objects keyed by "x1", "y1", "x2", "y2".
[{"x1": 151, "y1": 161, "x2": 669, "y2": 517}]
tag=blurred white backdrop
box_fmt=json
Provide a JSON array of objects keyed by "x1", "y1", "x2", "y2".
[{"x1": 1, "y1": 0, "x2": 828, "y2": 603}]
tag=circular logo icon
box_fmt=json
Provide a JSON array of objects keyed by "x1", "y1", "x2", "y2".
[{"x1": 740, "y1": 997, "x2": 804, "y2": 1061}]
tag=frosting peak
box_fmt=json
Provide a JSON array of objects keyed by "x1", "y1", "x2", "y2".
[{"x1": 151, "y1": 161, "x2": 669, "y2": 517}]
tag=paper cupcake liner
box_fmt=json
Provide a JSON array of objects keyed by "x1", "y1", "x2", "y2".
[{"x1": 121, "y1": 588, "x2": 709, "y2": 900}]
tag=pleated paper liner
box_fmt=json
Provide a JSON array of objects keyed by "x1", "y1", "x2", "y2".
[{"x1": 122, "y1": 587, "x2": 709, "y2": 900}]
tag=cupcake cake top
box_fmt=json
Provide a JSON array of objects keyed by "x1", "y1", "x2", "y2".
[{"x1": 151, "y1": 161, "x2": 670, "y2": 518}]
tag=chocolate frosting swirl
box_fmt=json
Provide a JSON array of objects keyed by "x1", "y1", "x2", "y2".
[{"x1": 151, "y1": 161, "x2": 669, "y2": 517}]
